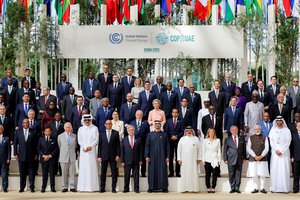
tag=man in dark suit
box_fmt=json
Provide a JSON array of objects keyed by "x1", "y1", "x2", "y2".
[
  {"x1": 1, "y1": 69, "x2": 18, "y2": 88},
  {"x1": 120, "y1": 67, "x2": 136, "y2": 102},
  {"x1": 15, "y1": 93, "x2": 36, "y2": 129},
  {"x1": 56, "y1": 74, "x2": 72, "y2": 106},
  {"x1": 151, "y1": 76, "x2": 166, "y2": 99},
  {"x1": 270, "y1": 93, "x2": 290, "y2": 123},
  {"x1": 120, "y1": 93, "x2": 138, "y2": 126},
  {"x1": 223, "y1": 125, "x2": 246, "y2": 193},
  {"x1": 160, "y1": 82, "x2": 178, "y2": 119},
  {"x1": 14, "y1": 118, "x2": 38, "y2": 193},
  {"x1": 222, "y1": 73, "x2": 236, "y2": 107},
  {"x1": 165, "y1": 108, "x2": 182, "y2": 177},
  {"x1": 291, "y1": 122, "x2": 300, "y2": 193},
  {"x1": 138, "y1": 81, "x2": 155, "y2": 120},
  {"x1": 98, "y1": 120, "x2": 120, "y2": 193},
  {"x1": 202, "y1": 105, "x2": 223, "y2": 141},
  {"x1": 224, "y1": 97, "x2": 243, "y2": 136},
  {"x1": 98, "y1": 64, "x2": 113, "y2": 98},
  {"x1": 130, "y1": 110, "x2": 149, "y2": 177},
  {"x1": 107, "y1": 75, "x2": 123, "y2": 111},
  {"x1": 0, "y1": 125, "x2": 11, "y2": 192},
  {"x1": 95, "y1": 98, "x2": 114, "y2": 133},
  {"x1": 0, "y1": 105, "x2": 14, "y2": 143},
  {"x1": 3, "y1": 78, "x2": 17, "y2": 117},
  {"x1": 37, "y1": 126, "x2": 58, "y2": 193},
  {"x1": 121, "y1": 125, "x2": 142, "y2": 193},
  {"x1": 174, "y1": 79, "x2": 189, "y2": 107},
  {"x1": 21, "y1": 69, "x2": 36, "y2": 89},
  {"x1": 37, "y1": 87, "x2": 57, "y2": 120},
  {"x1": 241, "y1": 73, "x2": 258, "y2": 102},
  {"x1": 178, "y1": 97, "x2": 193, "y2": 130},
  {"x1": 70, "y1": 96, "x2": 85, "y2": 134},
  {"x1": 82, "y1": 72, "x2": 99, "y2": 108},
  {"x1": 266, "y1": 76, "x2": 280, "y2": 106},
  {"x1": 183, "y1": 84, "x2": 201, "y2": 130},
  {"x1": 61, "y1": 87, "x2": 77, "y2": 122}
]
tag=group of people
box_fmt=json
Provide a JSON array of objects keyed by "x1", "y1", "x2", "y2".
[{"x1": 0, "y1": 65, "x2": 299, "y2": 194}]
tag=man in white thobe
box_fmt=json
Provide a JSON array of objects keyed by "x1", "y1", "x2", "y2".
[
  {"x1": 269, "y1": 116, "x2": 292, "y2": 193},
  {"x1": 246, "y1": 125, "x2": 269, "y2": 194},
  {"x1": 177, "y1": 127, "x2": 201, "y2": 192},
  {"x1": 77, "y1": 114, "x2": 99, "y2": 192},
  {"x1": 244, "y1": 90, "x2": 264, "y2": 137},
  {"x1": 197, "y1": 99, "x2": 210, "y2": 142}
]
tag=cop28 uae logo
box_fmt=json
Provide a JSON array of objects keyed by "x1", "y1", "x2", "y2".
[
  {"x1": 109, "y1": 33, "x2": 123, "y2": 44},
  {"x1": 156, "y1": 33, "x2": 169, "y2": 45}
]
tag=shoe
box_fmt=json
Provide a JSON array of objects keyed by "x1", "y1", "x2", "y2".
[
  {"x1": 135, "y1": 190, "x2": 140, "y2": 193},
  {"x1": 31, "y1": 189, "x2": 35, "y2": 193},
  {"x1": 62, "y1": 189, "x2": 68, "y2": 193},
  {"x1": 211, "y1": 188, "x2": 216, "y2": 193},
  {"x1": 123, "y1": 190, "x2": 129, "y2": 193},
  {"x1": 112, "y1": 189, "x2": 117, "y2": 193},
  {"x1": 3, "y1": 189, "x2": 8, "y2": 193},
  {"x1": 260, "y1": 189, "x2": 267, "y2": 194},
  {"x1": 236, "y1": 190, "x2": 241, "y2": 193},
  {"x1": 251, "y1": 189, "x2": 259, "y2": 193},
  {"x1": 147, "y1": 189, "x2": 153, "y2": 193},
  {"x1": 51, "y1": 189, "x2": 56, "y2": 193},
  {"x1": 100, "y1": 189, "x2": 105, "y2": 193},
  {"x1": 70, "y1": 189, "x2": 77, "y2": 192},
  {"x1": 229, "y1": 189, "x2": 235, "y2": 193},
  {"x1": 19, "y1": 189, "x2": 24, "y2": 193},
  {"x1": 41, "y1": 189, "x2": 45, "y2": 193},
  {"x1": 168, "y1": 174, "x2": 174, "y2": 177},
  {"x1": 162, "y1": 189, "x2": 168, "y2": 193}
]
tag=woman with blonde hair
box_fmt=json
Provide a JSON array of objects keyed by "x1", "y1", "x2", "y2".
[
  {"x1": 202, "y1": 128, "x2": 221, "y2": 193},
  {"x1": 148, "y1": 99, "x2": 166, "y2": 131},
  {"x1": 131, "y1": 77, "x2": 144, "y2": 104}
]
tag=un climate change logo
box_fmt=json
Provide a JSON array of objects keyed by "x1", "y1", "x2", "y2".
[
  {"x1": 156, "y1": 33, "x2": 168, "y2": 45},
  {"x1": 109, "y1": 33, "x2": 123, "y2": 44}
]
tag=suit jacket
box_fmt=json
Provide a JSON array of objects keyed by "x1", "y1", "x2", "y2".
[
  {"x1": 208, "y1": 90, "x2": 226, "y2": 116},
  {"x1": 3, "y1": 86, "x2": 17, "y2": 116},
  {"x1": 160, "y1": 90, "x2": 178, "y2": 119},
  {"x1": 178, "y1": 106, "x2": 193, "y2": 130},
  {"x1": 16, "y1": 88, "x2": 36, "y2": 104},
  {"x1": 98, "y1": 73, "x2": 113, "y2": 98},
  {"x1": 1, "y1": 77, "x2": 18, "y2": 89},
  {"x1": 256, "y1": 121, "x2": 272, "y2": 137},
  {"x1": 95, "y1": 106, "x2": 114, "y2": 133},
  {"x1": 174, "y1": 86, "x2": 189, "y2": 103},
  {"x1": 121, "y1": 136, "x2": 142, "y2": 165},
  {"x1": 224, "y1": 106, "x2": 243, "y2": 133},
  {"x1": 98, "y1": 130, "x2": 120, "y2": 160},
  {"x1": 221, "y1": 81, "x2": 236, "y2": 106},
  {"x1": 15, "y1": 103, "x2": 36, "y2": 128},
  {"x1": 201, "y1": 114, "x2": 222, "y2": 137},
  {"x1": 37, "y1": 136, "x2": 58, "y2": 163},
  {"x1": 107, "y1": 83, "x2": 123, "y2": 110},
  {"x1": 270, "y1": 103, "x2": 290, "y2": 123},
  {"x1": 151, "y1": 84, "x2": 166, "y2": 99},
  {"x1": 291, "y1": 129, "x2": 300, "y2": 161},
  {"x1": 0, "y1": 136, "x2": 11, "y2": 164},
  {"x1": 14, "y1": 129, "x2": 38, "y2": 162},
  {"x1": 56, "y1": 82, "x2": 72, "y2": 103},
  {"x1": 120, "y1": 76, "x2": 136, "y2": 100},
  {"x1": 183, "y1": 92, "x2": 202, "y2": 115},
  {"x1": 61, "y1": 94, "x2": 78, "y2": 122},
  {"x1": 37, "y1": 94, "x2": 57, "y2": 119},
  {"x1": 138, "y1": 90, "x2": 155, "y2": 118},
  {"x1": 164, "y1": 118, "x2": 183, "y2": 139},
  {"x1": 89, "y1": 97, "x2": 102, "y2": 118},
  {"x1": 120, "y1": 102, "x2": 138, "y2": 125},
  {"x1": 223, "y1": 135, "x2": 246, "y2": 165},
  {"x1": 241, "y1": 81, "x2": 258, "y2": 102},
  {"x1": 57, "y1": 132, "x2": 77, "y2": 163},
  {"x1": 49, "y1": 121, "x2": 65, "y2": 139},
  {"x1": 82, "y1": 79, "x2": 99, "y2": 99},
  {"x1": 70, "y1": 105, "x2": 86, "y2": 134},
  {"x1": 130, "y1": 119, "x2": 149, "y2": 139},
  {"x1": 21, "y1": 76, "x2": 36, "y2": 89},
  {"x1": 0, "y1": 115, "x2": 14, "y2": 142},
  {"x1": 288, "y1": 86, "x2": 300, "y2": 108}
]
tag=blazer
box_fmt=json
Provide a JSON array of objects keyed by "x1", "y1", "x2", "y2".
[
  {"x1": 21, "y1": 76, "x2": 36, "y2": 89},
  {"x1": 224, "y1": 106, "x2": 243, "y2": 133},
  {"x1": 37, "y1": 136, "x2": 58, "y2": 163},
  {"x1": 0, "y1": 136, "x2": 11, "y2": 164},
  {"x1": 97, "y1": 73, "x2": 113, "y2": 98},
  {"x1": 223, "y1": 135, "x2": 246, "y2": 165},
  {"x1": 288, "y1": 86, "x2": 300, "y2": 108},
  {"x1": 165, "y1": 118, "x2": 183, "y2": 139},
  {"x1": 56, "y1": 81, "x2": 72, "y2": 103},
  {"x1": 57, "y1": 132, "x2": 77, "y2": 163},
  {"x1": 98, "y1": 130, "x2": 120, "y2": 161},
  {"x1": 15, "y1": 103, "x2": 36, "y2": 128},
  {"x1": 183, "y1": 92, "x2": 202, "y2": 115},
  {"x1": 61, "y1": 94, "x2": 78, "y2": 122},
  {"x1": 221, "y1": 81, "x2": 236, "y2": 106},
  {"x1": 151, "y1": 84, "x2": 166, "y2": 99},
  {"x1": 256, "y1": 121, "x2": 272, "y2": 137},
  {"x1": 120, "y1": 76, "x2": 136, "y2": 99},
  {"x1": 1, "y1": 77, "x2": 18, "y2": 88},
  {"x1": 107, "y1": 83, "x2": 123, "y2": 110},
  {"x1": 208, "y1": 90, "x2": 226, "y2": 116},
  {"x1": 241, "y1": 81, "x2": 258, "y2": 102},
  {"x1": 138, "y1": 90, "x2": 156, "y2": 117},
  {"x1": 119, "y1": 102, "x2": 138, "y2": 125},
  {"x1": 89, "y1": 97, "x2": 103, "y2": 118},
  {"x1": 121, "y1": 136, "x2": 142, "y2": 165},
  {"x1": 14, "y1": 129, "x2": 38, "y2": 162},
  {"x1": 160, "y1": 90, "x2": 178, "y2": 119},
  {"x1": 82, "y1": 79, "x2": 99, "y2": 99},
  {"x1": 95, "y1": 106, "x2": 114, "y2": 133},
  {"x1": 130, "y1": 119, "x2": 149, "y2": 139}
]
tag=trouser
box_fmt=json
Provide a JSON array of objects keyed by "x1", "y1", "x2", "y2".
[
  {"x1": 124, "y1": 163, "x2": 139, "y2": 191},
  {"x1": 19, "y1": 161, "x2": 35, "y2": 190},
  {"x1": 101, "y1": 159, "x2": 117, "y2": 190},
  {"x1": 41, "y1": 162, "x2": 55, "y2": 190},
  {"x1": 0, "y1": 163, "x2": 8, "y2": 190},
  {"x1": 294, "y1": 160, "x2": 300, "y2": 192},
  {"x1": 252, "y1": 176, "x2": 266, "y2": 190},
  {"x1": 228, "y1": 163, "x2": 242, "y2": 191},
  {"x1": 60, "y1": 162, "x2": 76, "y2": 190},
  {"x1": 204, "y1": 162, "x2": 219, "y2": 189},
  {"x1": 169, "y1": 140, "x2": 180, "y2": 176}
]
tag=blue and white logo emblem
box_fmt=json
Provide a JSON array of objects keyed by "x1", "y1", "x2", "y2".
[
  {"x1": 156, "y1": 33, "x2": 168, "y2": 45},
  {"x1": 109, "y1": 33, "x2": 123, "y2": 44}
]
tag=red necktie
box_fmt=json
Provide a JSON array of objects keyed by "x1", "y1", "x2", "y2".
[{"x1": 130, "y1": 136, "x2": 134, "y2": 149}]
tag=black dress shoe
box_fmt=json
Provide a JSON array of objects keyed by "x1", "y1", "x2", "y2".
[
  {"x1": 135, "y1": 190, "x2": 140, "y2": 193},
  {"x1": 260, "y1": 189, "x2": 267, "y2": 194},
  {"x1": 3, "y1": 189, "x2": 8, "y2": 193},
  {"x1": 70, "y1": 189, "x2": 77, "y2": 192},
  {"x1": 162, "y1": 189, "x2": 168, "y2": 193},
  {"x1": 100, "y1": 189, "x2": 105, "y2": 193},
  {"x1": 62, "y1": 189, "x2": 68, "y2": 193},
  {"x1": 112, "y1": 189, "x2": 117, "y2": 193},
  {"x1": 41, "y1": 189, "x2": 45, "y2": 193},
  {"x1": 251, "y1": 189, "x2": 259, "y2": 193},
  {"x1": 236, "y1": 190, "x2": 241, "y2": 193},
  {"x1": 229, "y1": 190, "x2": 235, "y2": 193},
  {"x1": 123, "y1": 190, "x2": 129, "y2": 193},
  {"x1": 147, "y1": 189, "x2": 153, "y2": 193},
  {"x1": 19, "y1": 189, "x2": 24, "y2": 193}
]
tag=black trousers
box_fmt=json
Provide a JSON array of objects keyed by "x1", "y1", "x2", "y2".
[
  {"x1": 41, "y1": 162, "x2": 55, "y2": 190},
  {"x1": 204, "y1": 162, "x2": 219, "y2": 189},
  {"x1": 124, "y1": 163, "x2": 139, "y2": 191},
  {"x1": 0, "y1": 162, "x2": 8, "y2": 190},
  {"x1": 294, "y1": 160, "x2": 300, "y2": 192},
  {"x1": 169, "y1": 140, "x2": 180, "y2": 176},
  {"x1": 228, "y1": 162, "x2": 242, "y2": 191},
  {"x1": 19, "y1": 161, "x2": 35, "y2": 190},
  {"x1": 101, "y1": 159, "x2": 117, "y2": 190}
]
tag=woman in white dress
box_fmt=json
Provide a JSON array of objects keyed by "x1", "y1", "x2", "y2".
[
  {"x1": 202, "y1": 128, "x2": 221, "y2": 193},
  {"x1": 77, "y1": 115, "x2": 99, "y2": 192},
  {"x1": 131, "y1": 77, "x2": 144, "y2": 104},
  {"x1": 112, "y1": 111, "x2": 124, "y2": 141}
]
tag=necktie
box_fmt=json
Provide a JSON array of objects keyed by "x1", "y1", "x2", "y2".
[
  {"x1": 107, "y1": 131, "x2": 111, "y2": 143},
  {"x1": 137, "y1": 121, "x2": 141, "y2": 131},
  {"x1": 211, "y1": 114, "x2": 215, "y2": 127},
  {"x1": 234, "y1": 136, "x2": 237, "y2": 147},
  {"x1": 173, "y1": 119, "x2": 177, "y2": 129},
  {"x1": 78, "y1": 106, "x2": 81, "y2": 116},
  {"x1": 130, "y1": 136, "x2": 134, "y2": 149}
]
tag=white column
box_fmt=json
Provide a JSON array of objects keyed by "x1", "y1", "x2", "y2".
[
  {"x1": 154, "y1": 5, "x2": 161, "y2": 78},
  {"x1": 211, "y1": 5, "x2": 218, "y2": 81},
  {"x1": 68, "y1": 4, "x2": 80, "y2": 91},
  {"x1": 267, "y1": 4, "x2": 276, "y2": 82},
  {"x1": 237, "y1": 5, "x2": 248, "y2": 86},
  {"x1": 130, "y1": 5, "x2": 139, "y2": 76},
  {"x1": 40, "y1": 5, "x2": 48, "y2": 88}
]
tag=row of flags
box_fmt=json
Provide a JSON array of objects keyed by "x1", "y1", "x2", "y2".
[{"x1": 0, "y1": 0, "x2": 299, "y2": 25}]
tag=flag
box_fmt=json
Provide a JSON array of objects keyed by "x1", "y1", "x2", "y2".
[
  {"x1": 161, "y1": 0, "x2": 171, "y2": 15},
  {"x1": 194, "y1": 0, "x2": 207, "y2": 21},
  {"x1": 225, "y1": 0, "x2": 235, "y2": 22}
]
